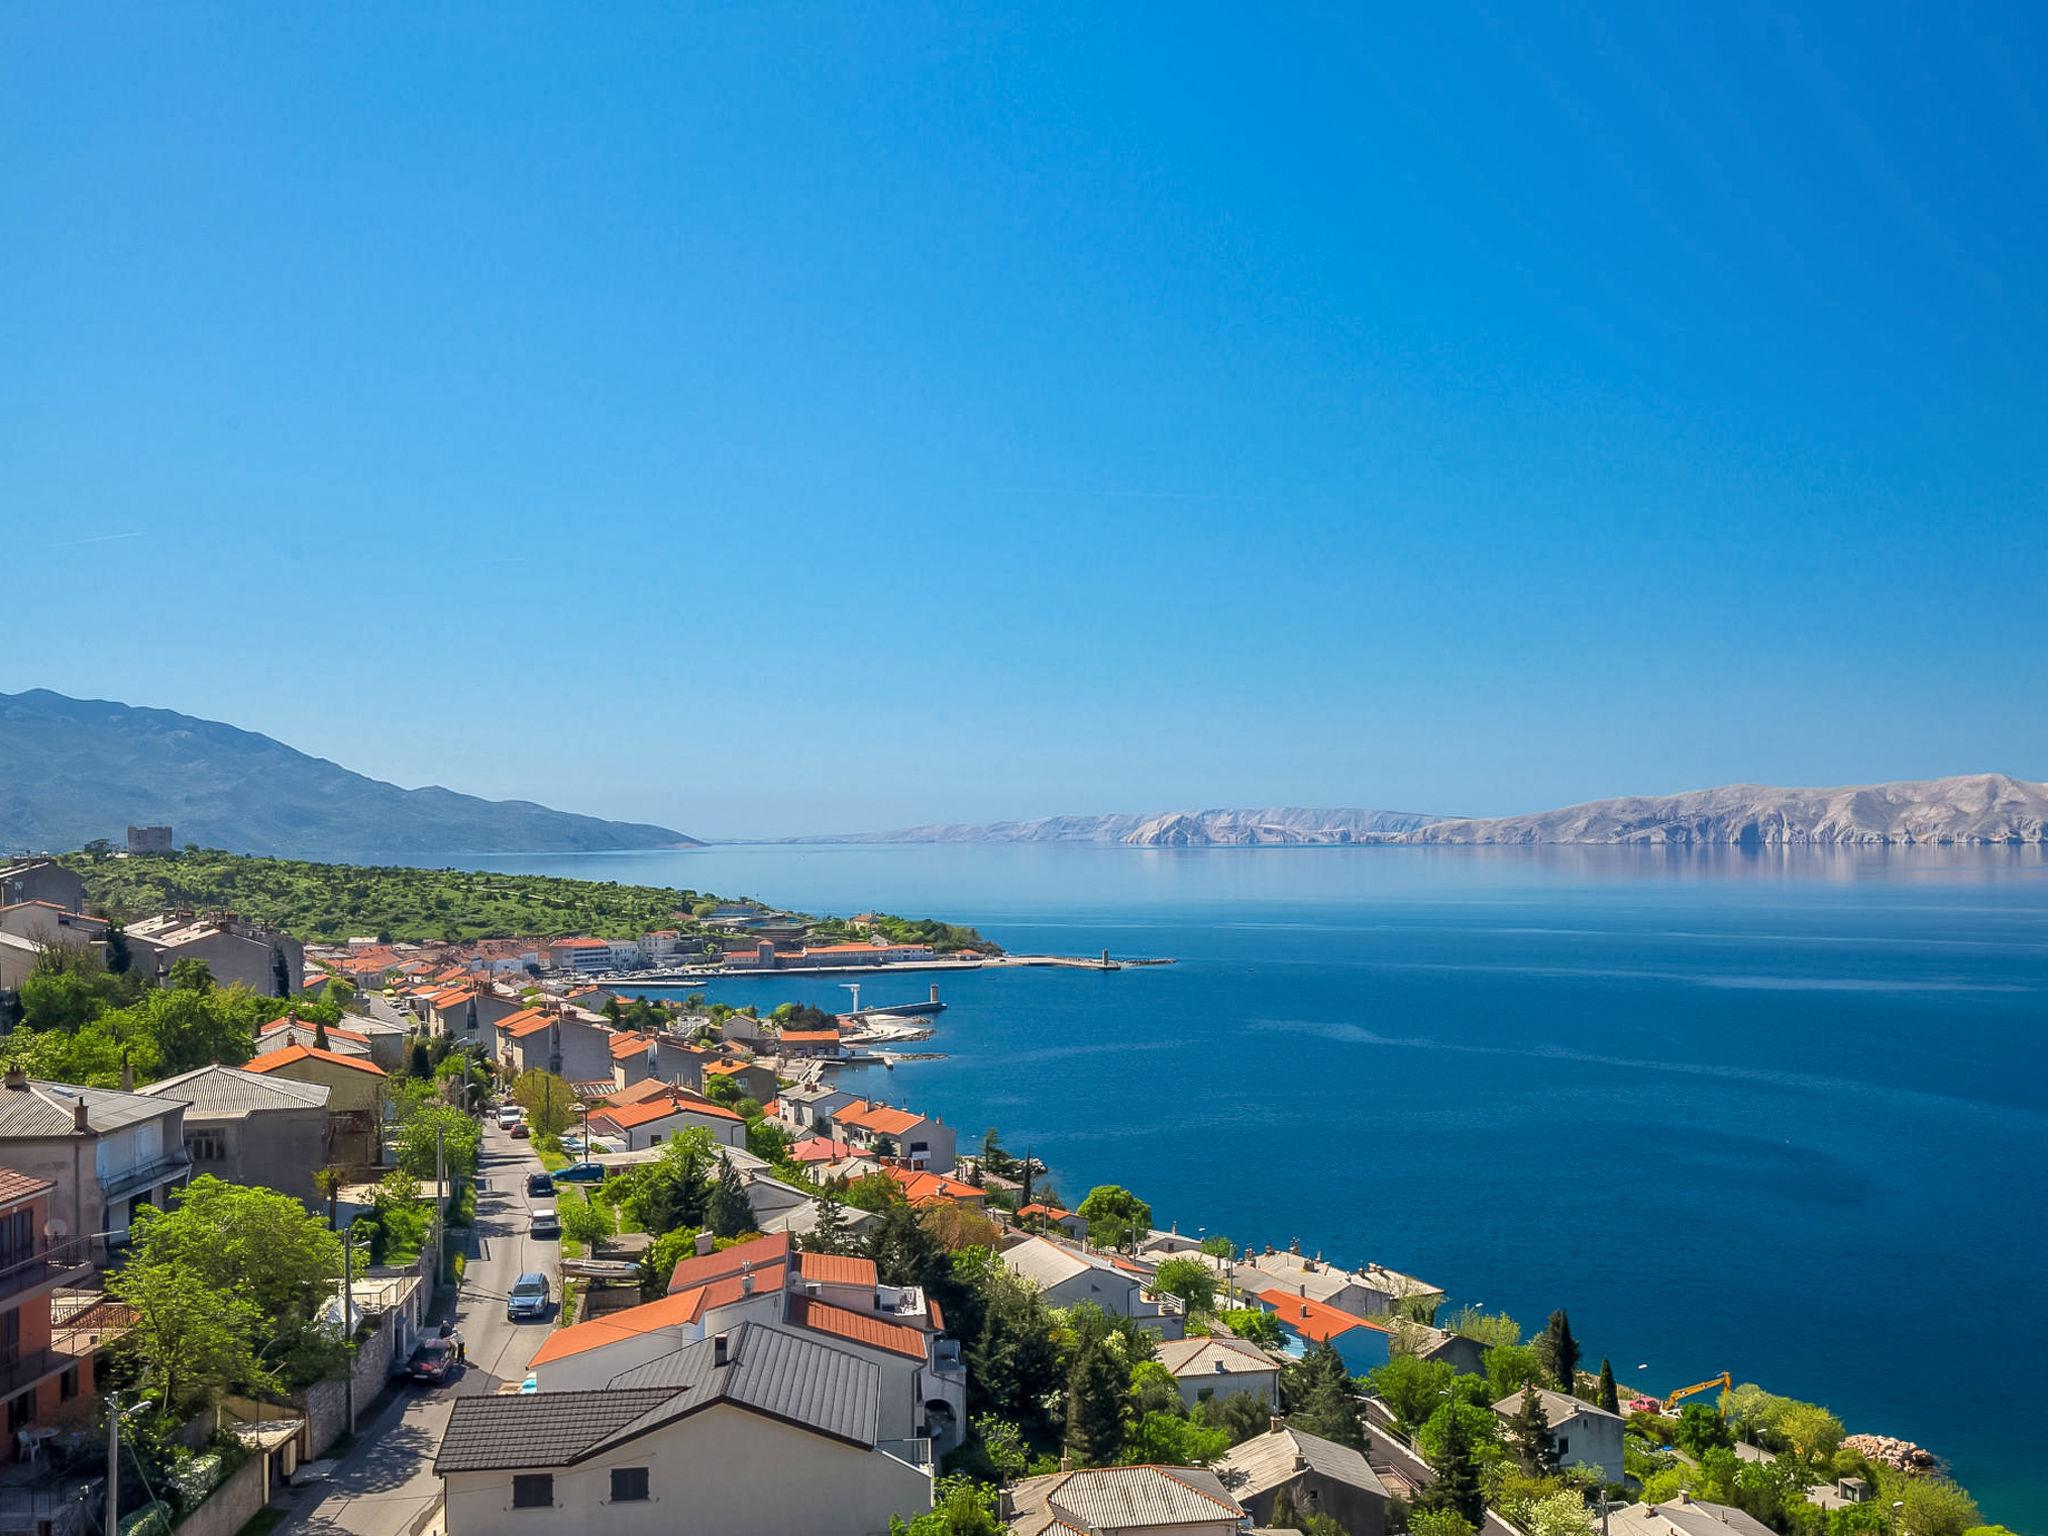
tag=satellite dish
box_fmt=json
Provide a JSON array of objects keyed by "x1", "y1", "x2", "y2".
[{"x1": 44, "y1": 1218, "x2": 68, "y2": 1240}]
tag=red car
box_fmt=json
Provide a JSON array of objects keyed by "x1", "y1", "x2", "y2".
[
  {"x1": 508, "y1": 1121, "x2": 530, "y2": 1139},
  {"x1": 407, "y1": 1340, "x2": 455, "y2": 1385}
]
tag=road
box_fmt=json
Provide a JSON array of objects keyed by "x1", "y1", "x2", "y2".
[{"x1": 280, "y1": 1121, "x2": 558, "y2": 1536}]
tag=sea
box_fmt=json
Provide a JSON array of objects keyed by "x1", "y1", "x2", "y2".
[{"x1": 446, "y1": 841, "x2": 2048, "y2": 1527}]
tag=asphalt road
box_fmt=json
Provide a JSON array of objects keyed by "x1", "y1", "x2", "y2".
[{"x1": 280, "y1": 1121, "x2": 557, "y2": 1536}]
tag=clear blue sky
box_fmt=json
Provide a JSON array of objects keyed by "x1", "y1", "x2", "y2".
[{"x1": 4, "y1": 4, "x2": 2044, "y2": 837}]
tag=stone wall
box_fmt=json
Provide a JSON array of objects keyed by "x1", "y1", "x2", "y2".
[{"x1": 172, "y1": 1454, "x2": 266, "y2": 1536}]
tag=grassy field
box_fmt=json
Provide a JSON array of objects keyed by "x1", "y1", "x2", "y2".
[{"x1": 65, "y1": 848, "x2": 709, "y2": 942}]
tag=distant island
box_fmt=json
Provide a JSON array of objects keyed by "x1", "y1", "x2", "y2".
[
  {"x1": 801, "y1": 775, "x2": 2048, "y2": 848},
  {"x1": 0, "y1": 688, "x2": 698, "y2": 859}
]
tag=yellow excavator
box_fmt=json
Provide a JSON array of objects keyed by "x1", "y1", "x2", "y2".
[{"x1": 1662, "y1": 1371, "x2": 1733, "y2": 1413}]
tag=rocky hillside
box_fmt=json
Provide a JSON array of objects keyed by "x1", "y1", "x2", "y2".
[
  {"x1": 0, "y1": 689, "x2": 696, "y2": 859},
  {"x1": 813, "y1": 807, "x2": 1444, "y2": 845},
  {"x1": 1398, "y1": 774, "x2": 2048, "y2": 846}
]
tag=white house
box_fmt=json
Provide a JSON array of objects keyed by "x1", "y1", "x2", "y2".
[
  {"x1": 1005, "y1": 1465, "x2": 1244, "y2": 1536},
  {"x1": 1493, "y1": 1388, "x2": 1627, "y2": 1485},
  {"x1": 999, "y1": 1235, "x2": 1185, "y2": 1339},
  {"x1": 588, "y1": 1091, "x2": 746, "y2": 1151},
  {"x1": 437, "y1": 1323, "x2": 934, "y2": 1536},
  {"x1": 1152, "y1": 1334, "x2": 1281, "y2": 1410}
]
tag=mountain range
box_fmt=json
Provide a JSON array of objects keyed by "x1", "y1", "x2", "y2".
[
  {"x1": 800, "y1": 808, "x2": 1445, "y2": 845},
  {"x1": 0, "y1": 689, "x2": 696, "y2": 860}
]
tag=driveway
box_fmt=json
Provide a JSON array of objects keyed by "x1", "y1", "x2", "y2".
[{"x1": 279, "y1": 1122, "x2": 557, "y2": 1536}]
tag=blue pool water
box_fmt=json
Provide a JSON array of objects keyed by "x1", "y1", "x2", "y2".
[{"x1": 455, "y1": 842, "x2": 2048, "y2": 1526}]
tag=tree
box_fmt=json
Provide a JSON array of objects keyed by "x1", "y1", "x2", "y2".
[
  {"x1": 922, "y1": 1201, "x2": 1002, "y2": 1252},
  {"x1": 1408, "y1": 1510, "x2": 1476, "y2": 1536},
  {"x1": 1417, "y1": 1401, "x2": 1491, "y2": 1526},
  {"x1": 1675, "y1": 1402, "x2": 1732, "y2": 1458},
  {"x1": 621, "y1": 1131, "x2": 714, "y2": 1235},
  {"x1": 1443, "y1": 1306, "x2": 1522, "y2": 1351},
  {"x1": 973, "y1": 1413, "x2": 1029, "y2": 1483},
  {"x1": 1064, "y1": 1335, "x2": 1127, "y2": 1466},
  {"x1": 169, "y1": 957, "x2": 215, "y2": 993},
  {"x1": 1221, "y1": 1307, "x2": 1284, "y2": 1350},
  {"x1": 395, "y1": 1104, "x2": 481, "y2": 1184},
  {"x1": 1191, "y1": 1388, "x2": 1275, "y2": 1447},
  {"x1": 706, "y1": 1153, "x2": 756, "y2": 1238},
  {"x1": 1775, "y1": 1402, "x2": 1844, "y2": 1464},
  {"x1": 1526, "y1": 1490, "x2": 1597, "y2": 1536},
  {"x1": 967, "y1": 1268, "x2": 1066, "y2": 1444},
  {"x1": 889, "y1": 1475, "x2": 1004, "y2": 1536},
  {"x1": 1540, "y1": 1310, "x2": 1580, "y2": 1393},
  {"x1": 270, "y1": 945, "x2": 293, "y2": 998},
  {"x1": 1506, "y1": 1386, "x2": 1558, "y2": 1474},
  {"x1": 866, "y1": 1199, "x2": 948, "y2": 1291},
  {"x1": 1596, "y1": 1358, "x2": 1619, "y2": 1414},
  {"x1": 511, "y1": 1069, "x2": 576, "y2": 1138},
  {"x1": 1485, "y1": 1343, "x2": 1547, "y2": 1403},
  {"x1": 105, "y1": 925, "x2": 133, "y2": 974},
  {"x1": 800, "y1": 1194, "x2": 852, "y2": 1255},
  {"x1": 1271, "y1": 1487, "x2": 1302, "y2": 1528},
  {"x1": 110, "y1": 1260, "x2": 268, "y2": 1414},
  {"x1": 1899, "y1": 1481, "x2": 1981, "y2": 1536},
  {"x1": 1283, "y1": 1340, "x2": 1365, "y2": 1449},
  {"x1": 1076, "y1": 1185, "x2": 1152, "y2": 1250},
  {"x1": 560, "y1": 1192, "x2": 613, "y2": 1248},
  {"x1": 1369, "y1": 1353, "x2": 1457, "y2": 1434},
  {"x1": 1152, "y1": 1256, "x2": 1217, "y2": 1312}
]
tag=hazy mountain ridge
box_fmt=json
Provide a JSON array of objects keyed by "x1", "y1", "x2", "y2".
[
  {"x1": 1395, "y1": 774, "x2": 2048, "y2": 846},
  {"x1": 0, "y1": 689, "x2": 696, "y2": 859},
  {"x1": 795, "y1": 807, "x2": 1445, "y2": 845}
]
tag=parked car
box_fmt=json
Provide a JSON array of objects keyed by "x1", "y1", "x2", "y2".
[
  {"x1": 551, "y1": 1161, "x2": 605, "y2": 1185},
  {"x1": 509, "y1": 1120, "x2": 531, "y2": 1139},
  {"x1": 407, "y1": 1340, "x2": 456, "y2": 1384},
  {"x1": 496, "y1": 1107, "x2": 524, "y2": 1131},
  {"x1": 529, "y1": 1206, "x2": 560, "y2": 1239},
  {"x1": 526, "y1": 1171, "x2": 555, "y2": 1197},
  {"x1": 506, "y1": 1271, "x2": 551, "y2": 1321}
]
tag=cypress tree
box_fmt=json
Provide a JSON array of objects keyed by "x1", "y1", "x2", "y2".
[
  {"x1": 1270, "y1": 1486, "x2": 1301, "y2": 1529},
  {"x1": 1064, "y1": 1336, "x2": 1126, "y2": 1466},
  {"x1": 1541, "y1": 1309, "x2": 1581, "y2": 1392},
  {"x1": 1419, "y1": 1401, "x2": 1486, "y2": 1525},
  {"x1": 1597, "y1": 1358, "x2": 1619, "y2": 1413},
  {"x1": 1507, "y1": 1385, "x2": 1557, "y2": 1474},
  {"x1": 105, "y1": 925, "x2": 133, "y2": 975},
  {"x1": 1284, "y1": 1340, "x2": 1366, "y2": 1449},
  {"x1": 271, "y1": 945, "x2": 292, "y2": 998},
  {"x1": 802, "y1": 1193, "x2": 849, "y2": 1255},
  {"x1": 706, "y1": 1152, "x2": 755, "y2": 1238}
]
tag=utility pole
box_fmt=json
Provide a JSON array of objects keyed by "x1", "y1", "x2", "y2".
[
  {"x1": 433, "y1": 1125, "x2": 447, "y2": 1283},
  {"x1": 342, "y1": 1223, "x2": 356, "y2": 1435},
  {"x1": 105, "y1": 1390, "x2": 119, "y2": 1536}
]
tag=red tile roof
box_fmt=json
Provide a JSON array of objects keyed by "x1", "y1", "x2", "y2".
[
  {"x1": 0, "y1": 1168, "x2": 54, "y2": 1209},
  {"x1": 592, "y1": 1093, "x2": 742, "y2": 1130},
  {"x1": 889, "y1": 1167, "x2": 985, "y2": 1206},
  {"x1": 664, "y1": 1232, "x2": 792, "y2": 1296},
  {"x1": 609, "y1": 1033, "x2": 650, "y2": 1059},
  {"x1": 1017, "y1": 1202, "x2": 1076, "y2": 1221},
  {"x1": 796, "y1": 1250, "x2": 878, "y2": 1287},
  {"x1": 777, "y1": 1030, "x2": 840, "y2": 1044},
  {"x1": 786, "y1": 1296, "x2": 926, "y2": 1361},
  {"x1": 528, "y1": 1287, "x2": 710, "y2": 1367},
  {"x1": 789, "y1": 1137, "x2": 858, "y2": 1164},
  {"x1": 1253, "y1": 1288, "x2": 1390, "y2": 1344},
  {"x1": 501, "y1": 1010, "x2": 554, "y2": 1039},
  {"x1": 835, "y1": 1100, "x2": 925, "y2": 1137},
  {"x1": 551, "y1": 937, "x2": 611, "y2": 950},
  {"x1": 245, "y1": 1043, "x2": 388, "y2": 1078}
]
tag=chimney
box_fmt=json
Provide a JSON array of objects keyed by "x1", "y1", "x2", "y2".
[
  {"x1": 1058, "y1": 1455, "x2": 1072, "y2": 1473},
  {"x1": 3, "y1": 1065, "x2": 25, "y2": 1091},
  {"x1": 695, "y1": 1231, "x2": 715, "y2": 1256},
  {"x1": 1676, "y1": 1492, "x2": 1691, "y2": 1506},
  {"x1": 712, "y1": 1332, "x2": 730, "y2": 1367},
  {"x1": 74, "y1": 1096, "x2": 89, "y2": 1132},
  {"x1": 1269, "y1": 1414, "x2": 1286, "y2": 1434},
  {"x1": 120, "y1": 1053, "x2": 134, "y2": 1093},
  {"x1": 740, "y1": 1264, "x2": 754, "y2": 1296},
  {"x1": 1289, "y1": 1237, "x2": 1301, "y2": 1256},
  {"x1": 1294, "y1": 1452, "x2": 1310, "y2": 1472}
]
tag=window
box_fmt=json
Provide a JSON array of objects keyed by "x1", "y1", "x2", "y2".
[
  {"x1": 511, "y1": 1475, "x2": 553, "y2": 1509},
  {"x1": 1556, "y1": 1435, "x2": 1570, "y2": 1456},
  {"x1": 187, "y1": 1129, "x2": 227, "y2": 1163},
  {"x1": 59, "y1": 1368, "x2": 77, "y2": 1401},
  {"x1": 610, "y1": 1468, "x2": 649, "y2": 1503},
  {"x1": 6, "y1": 1393, "x2": 30, "y2": 1433},
  {"x1": 0, "y1": 1209, "x2": 33, "y2": 1272}
]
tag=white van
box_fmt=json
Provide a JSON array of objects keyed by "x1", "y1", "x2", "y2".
[{"x1": 496, "y1": 1106, "x2": 524, "y2": 1131}]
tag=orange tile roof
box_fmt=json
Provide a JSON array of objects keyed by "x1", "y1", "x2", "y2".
[
  {"x1": 592, "y1": 1093, "x2": 742, "y2": 1130},
  {"x1": 664, "y1": 1232, "x2": 791, "y2": 1295},
  {"x1": 426, "y1": 987, "x2": 476, "y2": 1007},
  {"x1": 609, "y1": 1033, "x2": 650, "y2": 1059},
  {"x1": 604, "y1": 1077, "x2": 692, "y2": 1106},
  {"x1": 928, "y1": 1297, "x2": 945, "y2": 1333},
  {"x1": 0, "y1": 1168, "x2": 54, "y2": 1208},
  {"x1": 789, "y1": 1137, "x2": 857, "y2": 1163},
  {"x1": 502, "y1": 1010, "x2": 554, "y2": 1039},
  {"x1": 528, "y1": 1286, "x2": 710, "y2": 1367},
  {"x1": 890, "y1": 1167, "x2": 986, "y2": 1206},
  {"x1": 786, "y1": 1296, "x2": 926, "y2": 1361},
  {"x1": 1017, "y1": 1202, "x2": 1075, "y2": 1221},
  {"x1": 836, "y1": 1100, "x2": 924, "y2": 1137},
  {"x1": 777, "y1": 1029, "x2": 840, "y2": 1043},
  {"x1": 703, "y1": 1060, "x2": 760, "y2": 1077},
  {"x1": 1253, "y1": 1288, "x2": 1389, "y2": 1344},
  {"x1": 796, "y1": 1250, "x2": 878, "y2": 1287},
  {"x1": 245, "y1": 1043, "x2": 387, "y2": 1078},
  {"x1": 552, "y1": 937, "x2": 611, "y2": 950}
]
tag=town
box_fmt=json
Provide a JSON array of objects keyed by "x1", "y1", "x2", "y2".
[{"x1": 0, "y1": 848, "x2": 1996, "y2": 1536}]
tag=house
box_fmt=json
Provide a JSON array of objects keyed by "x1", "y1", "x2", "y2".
[
  {"x1": 1015, "y1": 1202, "x2": 1087, "y2": 1239},
  {"x1": 139, "y1": 1065, "x2": 332, "y2": 1205},
  {"x1": 0, "y1": 901, "x2": 109, "y2": 950},
  {"x1": 438, "y1": 1323, "x2": 935, "y2": 1536},
  {"x1": 125, "y1": 913, "x2": 304, "y2": 996},
  {"x1": 609, "y1": 1032, "x2": 654, "y2": 1087},
  {"x1": 1211, "y1": 1423, "x2": 1391, "y2": 1536},
  {"x1": 640, "y1": 930, "x2": 683, "y2": 964},
  {"x1": 701, "y1": 1059, "x2": 778, "y2": 1104},
  {"x1": 737, "y1": 1166, "x2": 880, "y2": 1246},
  {"x1": 0, "y1": 1069, "x2": 189, "y2": 1252},
  {"x1": 1152, "y1": 1334, "x2": 1282, "y2": 1410},
  {"x1": 1492, "y1": 1388, "x2": 1626, "y2": 1485},
  {"x1": 1254, "y1": 1289, "x2": 1396, "y2": 1375},
  {"x1": 829, "y1": 1100, "x2": 956, "y2": 1173},
  {"x1": 777, "y1": 1082, "x2": 855, "y2": 1133},
  {"x1": 243, "y1": 1044, "x2": 387, "y2": 1172},
  {"x1": 531, "y1": 1232, "x2": 962, "y2": 1450},
  {"x1": 886, "y1": 1167, "x2": 987, "y2": 1209},
  {"x1": 501, "y1": 1008, "x2": 616, "y2": 1085},
  {"x1": 1606, "y1": 1496, "x2": 1779, "y2": 1536},
  {"x1": 336, "y1": 1011, "x2": 411, "y2": 1073},
  {"x1": 588, "y1": 1090, "x2": 746, "y2": 1151},
  {"x1": 1000, "y1": 1235, "x2": 1185, "y2": 1339},
  {"x1": 1005, "y1": 1465, "x2": 1244, "y2": 1536},
  {"x1": 1236, "y1": 1244, "x2": 1444, "y2": 1321},
  {"x1": 775, "y1": 1028, "x2": 843, "y2": 1058},
  {"x1": 546, "y1": 938, "x2": 614, "y2": 976},
  {"x1": 258, "y1": 1016, "x2": 373, "y2": 1060},
  {"x1": 0, "y1": 862, "x2": 84, "y2": 915},
  {"x1": 0, "y1": 1167, "x2": 105, "y2": 1460}
]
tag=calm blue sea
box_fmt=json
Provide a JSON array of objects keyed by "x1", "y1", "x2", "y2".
[{"x1": 450, "y1": 843, "x2": 2048, "y2": 1528}]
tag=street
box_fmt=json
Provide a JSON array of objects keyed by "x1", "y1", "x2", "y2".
[{"x1": 280, "y1": 1120, "x2": 556, "y2": 1536}]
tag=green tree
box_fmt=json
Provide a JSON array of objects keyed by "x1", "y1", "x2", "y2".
[
  {"x1": 1065, "y1": 1335, "x2": 1128, "y2": 1466},
  {"x1": 1221, "y1": 1307, "x2": 1284, "y2": 1349},
  {"x1": 889, "y1": 1475, "x2": 1003, "y2": 1536},
  {"x1": 271, "y1": 945, "x2": 293, "y2": 997},
  {"x1": 1506, "y1": 1385, "x2": 1558, "y2": 1474},
  {"x1": 169, "y1": 957, "x2": 215, "y2": 993},
  {"x1": 1539, "y1": 1310, "x2": 1580, "y2": 1392},
  {"x1": 1369, "y1": 1353, "x2": 1457, "y2": 1434},
  {"x1": 1596, "y1": 1358, "x2": 1619, "y2": 1413},
  {"x1": 1895, "y1": 1484, "x2": 1981, "y2": 1536},
  {"x1": 1776, "y1": 1402, "x2": 1844, "y2": 1463},
  {"x1": 395, "y1": 1103, "x2": 481, "y2": 1184},
  {"x1": 110, "y1": 1259, "x2": 269, "y2": 1414},
  {"x1": 1271, "y1": 1487, "x2": 1302, "y2": 1528},
  {"x1": 1408, "y1": 1509, "x2": 1477, "y2": 1536},
  {"x1": 973, "y1": 1413, "x2": 1030, "y2": 1482},
  {"x1": 1417, "y1": 1401, "x2": 1492, "y2": 1525},
  {"x1": 967, "y1": 1268, "x2": 1065, "y2": 1444},
  {"x1": 560, "y1": 1191, "x2": 613, "y2": 1247},
  {"x1": 1200, "y1": 1234, "x2": 1235, "y2": 1259},
  {"x1": 620, "y1": 1131, "x2": 714, "y2": 1235},
  {"x1": 1485, "y1": 1342, "x2": 1548, "y2": 1403},
  {"x1": 1526, "y1": 1490, "x2": 1597, "y2": 1536},
  {"x1": 1675, "y1": 1402, "x2": 1732, "y2": 1458},
  {"x1": 1076, "y1": 1184, "x2": 1152, "y2": 1250},
  {"x1": 1152, "y1": 1256, "x2": 1217, "y2": 1312},
  {"x1": 105, "y1": 925, "x2": 133, "y2": 974},
  {"x1": 1190, "y1": 1387, "x2": 1274, "y2": 1447},
  {"x1": 511, "y1": 1069, "x2": 576, "y2": 1138},
  {"x1": 800, "y1": 1193, "x2": 852, "y2": 1255},
  {"x1": 1124, "y1": 1409, "x2": 1230, "y2": 1466},
  {"x1": 1283, "y1": 1340, "x2": 1365, "y2": 1449},
  {"x1": 706, "y1": 1153, "x2": 756, "y2": 1238},
  {"x1": 1443, "y1": 1306, "x2": 1522, "y2": 1351}
]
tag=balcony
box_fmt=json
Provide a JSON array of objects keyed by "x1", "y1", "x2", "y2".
[
  {"x1": 0, "y1": 1347, "x2": 75, "y2": 1401},
  {"x1": 101, "y1": 1152, "x2": 191, "y2": 1202},
  {"x1": 0, "y1": 1238, "x2": 96, "y2": 1305}
]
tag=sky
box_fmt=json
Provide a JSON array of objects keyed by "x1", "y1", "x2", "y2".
[{"x1": 4, "y1": 3, "x2": 2046, "y2": 838}]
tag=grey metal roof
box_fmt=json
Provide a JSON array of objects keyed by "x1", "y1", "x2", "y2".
[
  {"x1": 1011, "y1": 1465, "x2": 1244, "y2": 1531},
  {"x1": 1213, "y1": 1425, "x2": 1389, "y2": 1501},
  {"x1": 337, "y1": 1011, "x2": 409, "y2": 1036},
  {"x1": 433, "y1": 1389, "x2": 675, "y2": 1474},
  {"x1": 140, "y1": 1065, "x2": 330, "y2": 1115},
  {"x1": 0, "y1": 1080, "x2": 185, "y2": 1139},
  {"x1": 599, "y1": 1321, "x2": 882, "y2": 1450}
]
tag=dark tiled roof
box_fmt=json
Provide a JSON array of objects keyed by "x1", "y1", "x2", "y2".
[{"x1": 433, "y1": 1389, "x2": 675, "y2": 1473}]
